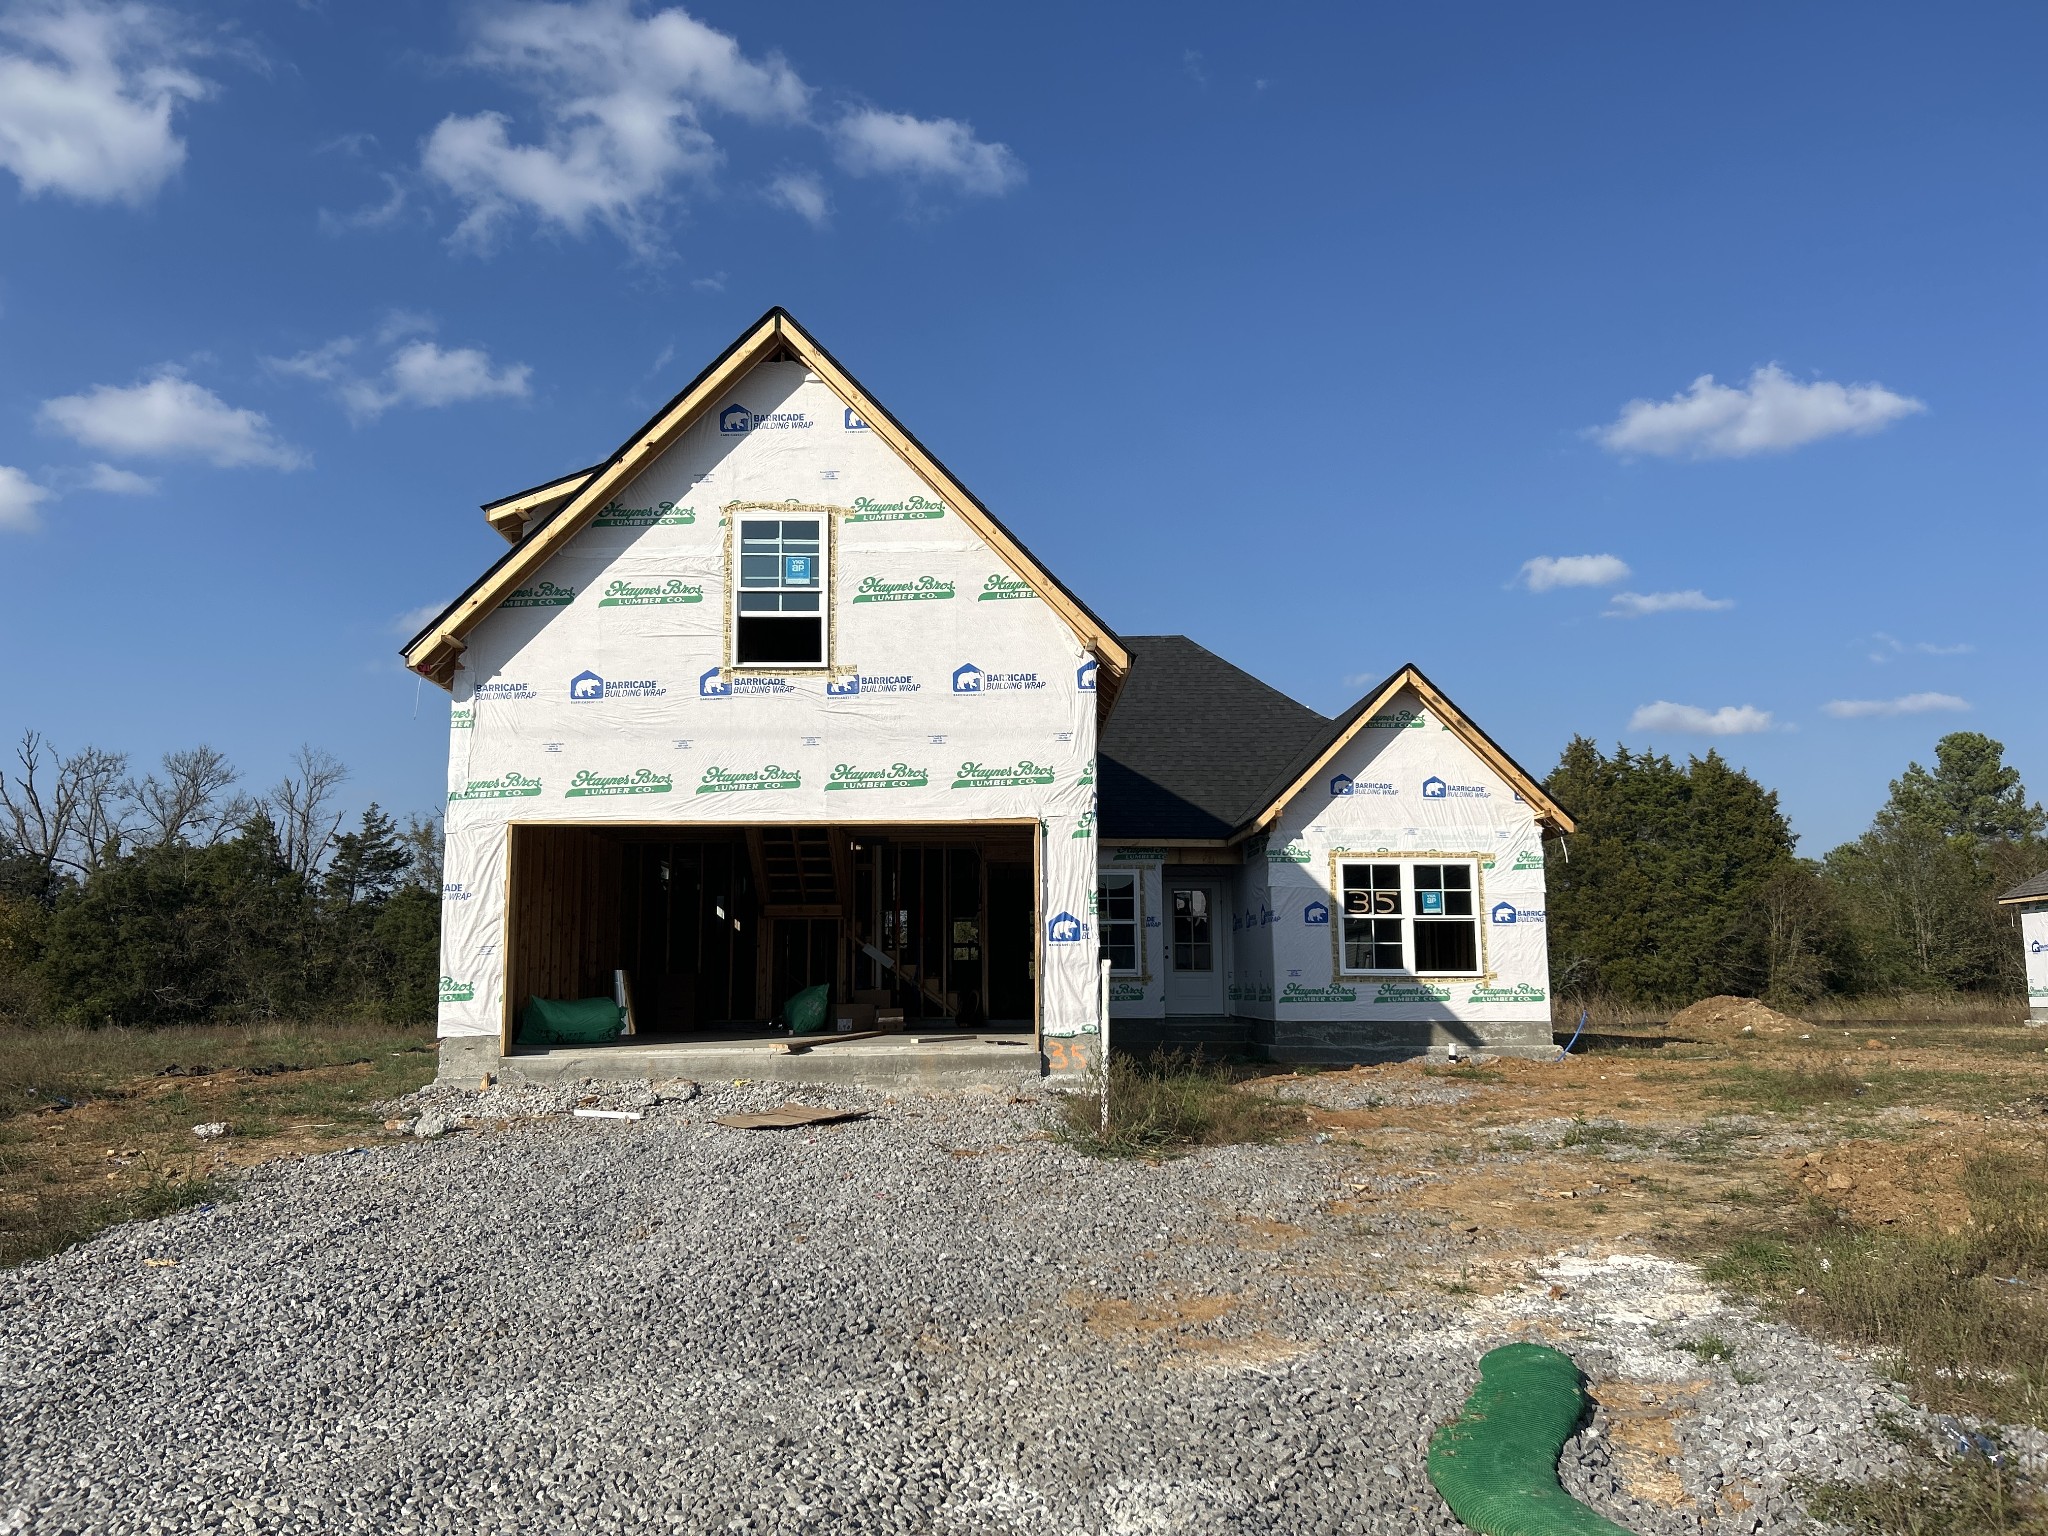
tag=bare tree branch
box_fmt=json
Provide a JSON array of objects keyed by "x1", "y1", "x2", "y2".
[
  {"x1": 65, "y1": 746, "x2": 132, "y2": 874},
  {"x1": 129, "y1": 746, "x2": 246, "y2": 849},
  {"x1": 268, "y1": 746, "x2": 349, "y2": 878},
  {"x1": 0, "y1": 732, "x2": 133, "y2": 877}
]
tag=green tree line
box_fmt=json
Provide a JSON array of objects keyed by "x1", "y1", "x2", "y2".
[
  {"x1": 1544, "y1": 730, "x2": 2047, "y2": 1006},
  {"x1": 0, "y1": 733, "x2": 440, "y2": 1026}
]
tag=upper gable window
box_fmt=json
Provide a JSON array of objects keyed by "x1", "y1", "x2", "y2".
[{"x1": 735, "y1": 517, "x2": 826, "y2": 666}]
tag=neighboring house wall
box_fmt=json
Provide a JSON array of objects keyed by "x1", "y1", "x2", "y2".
[
  {"x1": 2023, "y1": 905, "x2": 2048, "y2": 1024},
  {"x1": 437, "y1": 360, "x2": 1100, "y2": 1043}
]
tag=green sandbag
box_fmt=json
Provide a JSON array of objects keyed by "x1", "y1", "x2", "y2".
[
  {"x1": 519, "y1": 996, "x2": 626, "y2": 1046},
  {"x1": 784, "y1": 983, "x2": 831, "y2": 1036},
  {"x1": 1427, "y1": 1343, "x2": 1633, "y2": 1536}
]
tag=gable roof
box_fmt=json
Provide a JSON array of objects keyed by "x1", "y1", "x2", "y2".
[
  {"x1": 1098, "y1": 636, "x2": 1331, "y2": 840},
  {"x1": 481, "y1": 463, "x2": 603, "y2": 544},
  {"x1": 2000, "y1": 870, "x2": 2048, "y2": 905},
  {"x1": 1095, "y1": 645, "x2": 1574, "y2": 842},
  {"x1": 403, "y1": 307, "x2": 1130, "y2": 690},
  {"x1": 1236, "y1": 663, "x2": 1575, "y2": 835}
]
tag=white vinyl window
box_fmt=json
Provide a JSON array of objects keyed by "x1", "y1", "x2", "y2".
[
  {"x1": 1098, "y1": 871, "x2": 1139, "y2": 974},
  {"x1": 1339, "y1": 860, "x2": 1480, "y2": 974},
  {"x1": 735, "y1": 517, "x2": 826, "y2": 666}
]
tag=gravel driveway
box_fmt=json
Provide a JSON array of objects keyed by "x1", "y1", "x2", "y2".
[{"x1": 2, "y1": 1078, "x2": 1920, "y2": 1535}]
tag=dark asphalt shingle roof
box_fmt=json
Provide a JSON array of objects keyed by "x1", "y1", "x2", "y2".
[
  {"x1": 1098, "y1": 636, "x2": 1330, "y2": 840},
  {"x1": 2002, "y1": 870, "x2": 2048, "y2": 904}
]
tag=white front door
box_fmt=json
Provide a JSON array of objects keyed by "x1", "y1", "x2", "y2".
[{"x1": 1163, "y1": 881, "x2": 1225, "y2": 1015}]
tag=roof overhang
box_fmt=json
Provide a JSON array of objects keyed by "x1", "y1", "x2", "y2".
[
  {"x1": 1230, "y1": 664, "x2": 1575, "y2": 838},
  {"x1": 405, "y1": 307, "x2": 1130, "y2": 691}
]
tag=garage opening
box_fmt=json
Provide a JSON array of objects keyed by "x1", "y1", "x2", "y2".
[{"x1": 503, "y1": 822, "x2": 1038, "y2": 1051}]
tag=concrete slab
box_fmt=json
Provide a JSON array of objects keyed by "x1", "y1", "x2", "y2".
[{"x1": 437, "y1": 1031, "x2": 1045, "y2": 1091}]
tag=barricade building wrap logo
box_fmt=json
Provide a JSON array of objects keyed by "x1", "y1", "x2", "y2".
[
  {"x1": 847, "y1": 494, "x2": 945, "y2": 523},
  {"x1": 449, "y1": 772, "x2": 542, "y2": 801},
  {"x1": 1046, "y1": 911, "x2": 1087, "y2": 945},
  {"x1": 570, "y1": 671, "x2": 666, "y2": 701},
  {"x1": 700, "y1": 668, "x2": 796, "y2": 698},
  {"x1": 597, "y1": 578, "x2": 703, "y2": 607},
  {"x1": 1280, "y1": 982, "x2": 1358, "y2": 1005},
  {"x1": 952, "y1": 760, "x2": 1056, "y2": 789},
  {"x1": 977, "y1": 574, "x2": 1037, "y2": 602},
  {"x1": 566, "y1": 768, "x2": 674, "y2": 798},
  {"x1": 718, "y1": 402, "x2": 811, "y2": 434},
  {"x1": 1491, "y1": 902, "x2": 1545, "y2": 925},
  {"x1": 826, "y1": 762, "x2": 929, "y2": 792},
  {"x1": 695, "y1": 765, "x2": 802, "y2": 795},
  {"x1": 500, "y1": 581, "x2": 576, "y2": 609},
  {"x1": 843, "y1": 408, "x2": 868, "y2": 431},
  {"x1": 1330, "y1": 774, "x2": 1397, "y2": 797},
  {"x1": 439, "y1": 976, "x2": 475, "y2": 1004},
  {"x1": 1421, "y1": 776, "x2": 1488, "y2": 799},
  {"x1": 852, "y1": 575, "x2": 954, "y2": 603},
  {"x1": 1305, "y1": 901, "x2": 1330, "y2": 926},
  {"x1": 442, "y1": 882, "x2": 473, "y2": 902},
  {"x1": 594, "y1": 500, "x2": 694, "y2": 527},
  {"x1": 1077, "y1": 659, "x2": 1098, "y2": 692},
  {"x1": 952, "y1": 663, "x2": 1048, "y2": 694},
  {"x1": 474, "y1": 681, "x2": 537, "y2": 701}
]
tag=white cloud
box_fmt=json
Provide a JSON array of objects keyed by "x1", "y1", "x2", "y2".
[
  {"x1": 391, "y1": 601, "x2": 444, "y2": 636},
  {"x1": 1518, "y1": 553, "x2": 1630, "y2": 591},
  {"x1": 37, "y1": 370, "x2": 302, "y2": 468},
  {"x1": 834, "y1": 108, "x2": 1023, "y2": 195},
  {"x1": 1604, "y1": 589, "x2": 1736, "y2": 618},
  {"x1": 83, "y1": 461, "x2": 154, "y2": 493},
  {"x1": 421, "y1": 1, "x2": 808, "y2": 250},
  {"x1": 271, "y1": 323, "x2": 531, "y2": 421},
  {"x1": 1869, "y1": 631, "x2": 1972, "y2": 663},
  {"x1": 1823, "y1": 693, "x2": 1970, "y2": 720},
  {"x1": 1594, "y1": 363, "x2": 1924, "y2": 459},
  {"x1": 0, "y1": 465, "x2": 51, "y2": 531},
  {"x1": 1629, "y1": 701, "x2": 1774, "y2": 736},
  {"x1": 318, "y1": 172, "x2": 408, "y2": 235},
  {"x1": 766, "y1": 168, "x2": 827, "y2": 225},
  {"x1": 0, "y1": 0, "x2": 211, "y2": 205}
]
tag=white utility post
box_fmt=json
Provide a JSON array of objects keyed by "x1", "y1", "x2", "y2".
[{"x1": 1098, "y1": 956, "x2": 1113, "y2": 1137}]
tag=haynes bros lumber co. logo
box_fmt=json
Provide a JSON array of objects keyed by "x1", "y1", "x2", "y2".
[
  {"x1": 1366, "y1": 707, "x2": 1426, "y2": 729},
  {"x1": 977, "y1": 574, "x2": 1037, "y2": 602},
  {"x1": 1374, "y1": 982, "x2": 1453, "y2": 1004},
  {"x1": 566, "y1": 769, "x2": 674, "y2": 798},
  {"x1": 1280, "y1": 982, "x2": 1358, "y2": 1005},
  {"x1": 597, "y1": 579, "x2": 703, "y2": 607},
  {"x1": 852, "y1": 575, "x2": 954, "y2": 603},
  {"x1": 825, "y1": 763, "x2": 929, "y2": 791},
  {"x1": 499, "y1": 581, "x2": 576, "y2": 609},
  {"x1": 695, "y1": 765, "x2": 802, "y2": 795},
  {"x1": 438, "y1": 977, "x2": 474, "y2": 1003},
  {"x1": 1470, "y1": 983, "x2": 1547, "y2": 1003},
  {"x1": 847, "y1": 494, "x2": 945, "y2": 522},
  {"x1": 952, "y1": 760, "x2": 1057, "y2": 789},
  {"x1": 450, "y1": 707, "x2": 474, "y2": 731},
  {"x1": 449, "y1": 772, "x2": 542, "y2": 801},
  {"x1": 719, "y1": 403, "x2": 810, "y2": 434},
  {"x1": 594, "y1": 500, "x2": 693, "y2": 527}
]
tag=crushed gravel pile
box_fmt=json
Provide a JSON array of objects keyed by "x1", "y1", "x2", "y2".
[{"x1": 2, "y1": 1079, "x2": 1935, "y2": 1535}]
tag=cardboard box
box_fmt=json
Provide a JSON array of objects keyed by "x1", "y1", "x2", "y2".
[{"x1": 838, "y1": 1003, "x2": 877, "y2": 1031}]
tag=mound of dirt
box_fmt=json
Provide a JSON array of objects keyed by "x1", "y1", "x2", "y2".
[{"x1": 1667, "y1": 994, "x2": 1806, "y2": 1040}]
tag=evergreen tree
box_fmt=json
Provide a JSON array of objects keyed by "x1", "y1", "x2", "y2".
[
  {"x1": 1885, "y1": 732, "x2": 2046, "y2": 845},
  {"x1": 1544, "y1": 738, "x2": 1802, "y2": 1005},
  {"x1": 322, "y1": 804, "x2": 410, "y2": 911}
]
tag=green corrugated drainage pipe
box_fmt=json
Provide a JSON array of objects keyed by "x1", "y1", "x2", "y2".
[{"x1": 1426, "y1": 1343, "x2": 1634, "y2": 1536}]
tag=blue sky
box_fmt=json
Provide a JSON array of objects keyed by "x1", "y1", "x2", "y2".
[{"x1": 0, "y1": 1, "x2": 2041, "y2": 853}]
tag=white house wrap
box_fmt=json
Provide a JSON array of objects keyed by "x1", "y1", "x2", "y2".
[{"x1": 408, "y1": 311, "x2": 1571, "y2": 1075}]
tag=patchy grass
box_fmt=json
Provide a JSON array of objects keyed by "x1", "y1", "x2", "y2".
[
  {"x1": 0, "y1": 1020, "x2": 435, "y2": 1268},
  {"x1": 1053, "y1": 1051, "x2": 1302, "y2": 1159},
  {"x1": 1559, "y1": 1117, "x2": 1658, "y2": 1152},
  {"x1": 1706, "y1": 1149, "x2": 2048, "y2": 1428},
  {"x1": 1800, "y1": 1421, "x2": 2048, "y2": 1536}
]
